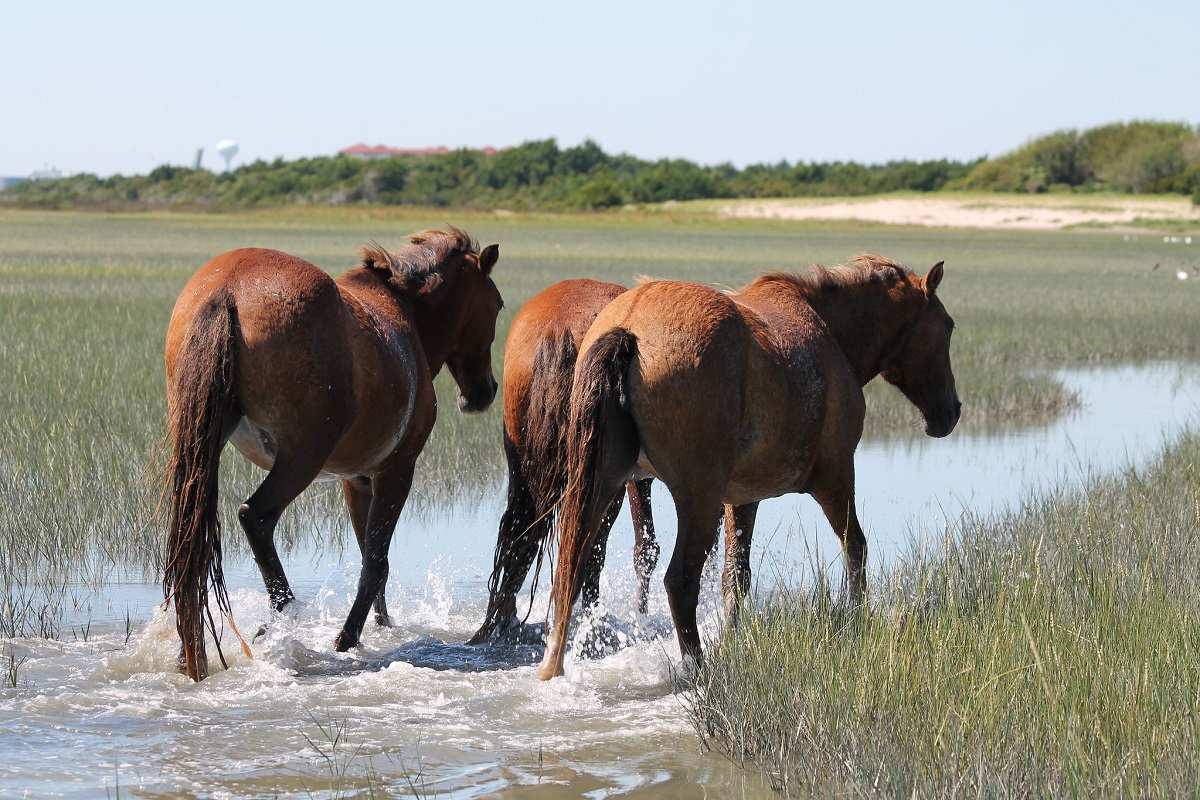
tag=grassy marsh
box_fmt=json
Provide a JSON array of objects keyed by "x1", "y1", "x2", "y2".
[
  {"x1": 1, "y1": 207, "x2": 1198, "y2": 631},
  {"x1": 3, "y1": 208, "x2": 1200, "y2": 794},
  {"x1": 690, "y1": 430, "x2": 1200, "y2": 797}
]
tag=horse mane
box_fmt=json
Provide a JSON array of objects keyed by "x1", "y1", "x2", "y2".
[
  {"x1": 360, "y1": 225, "x2": 480, "y2": 294},
  {"x1": 750, "y1": 252, "x2": 914, "y2": 296}
]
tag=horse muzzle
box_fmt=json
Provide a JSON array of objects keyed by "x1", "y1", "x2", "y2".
[
  {"x1": 457, "y1": 376, "x2": 498, "y2": 414},
  {"x1": 924, "y1": 399, "x2": 962, "y2": 438}
]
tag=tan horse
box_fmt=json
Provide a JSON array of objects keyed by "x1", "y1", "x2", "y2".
[
  {"x1": 539, "y1": 254, "x2": 960, "y2": 680},
  {"x1": 164, "y1": 227, "x2": 501, "y2": 681},
  {"x1": 467, "y1": 279, "x2": 661, "y2": 644}
]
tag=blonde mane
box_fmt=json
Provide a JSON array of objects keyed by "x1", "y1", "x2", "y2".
[{"x1": 360, "y1": 225, "x2": 480, "y2": 292}]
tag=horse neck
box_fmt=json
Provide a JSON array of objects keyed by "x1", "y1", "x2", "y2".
[
  {"x1": 804, "y1": 287, "x2": 922, "y2": 385},
  {"x1": 409, "y1": 301, "x2": 457, "y2": 375},
  {"x1": 344, "y1": 266, "x2": 454, "y2": 375}
]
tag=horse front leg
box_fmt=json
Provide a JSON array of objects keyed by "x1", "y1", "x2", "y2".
[
  {"x1": 333, "y1": 462, "x2": 414, "y2": 652},
  {"x1": 343, "y1": 477, "x2": 394, "y2": 627},
  {"x1": 721, "y1": 502, "x2": 759, "y2": 622},
  {"x1": 812, "y1": 484, "x2": 868, "y2": 608}
]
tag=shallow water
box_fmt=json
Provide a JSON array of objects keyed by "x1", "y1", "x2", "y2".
[{"x1": 2, "y1": 362, "x2": 1199, "y2": 798}]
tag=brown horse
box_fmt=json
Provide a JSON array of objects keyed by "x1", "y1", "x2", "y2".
[
  {"x1": 467, "y1": 279, "x2": 661, "y2": 645},
  {"x1": 539, "y1": 254, "x2": 960, "y2": 680},
  {"x1": 164, "y1": 227, "x2": 501, "y2": 681}
]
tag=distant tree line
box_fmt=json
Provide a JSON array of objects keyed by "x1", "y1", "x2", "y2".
[
  {"x1": 4, "y1": 121, "x2": 1198, "y2": 211},
  {"x1": 955, "y1": 121, "x2": 1200, "y2": 197}
]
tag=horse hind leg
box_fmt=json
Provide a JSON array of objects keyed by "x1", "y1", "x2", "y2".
[
  {"x1": 578, "y1": 488, "x2": 628, "y2": 612},
  {"x1": 468, "y1": 459, "x2": 546, "y2": 644},
  {"x1": 238, "y1": 446, "x2": 334, "y2": 613},
  {"x1": 628, "y1": 479, "x2": 658, "y2": 615},
  {"x1": 539, "y1": 392, "x2": 640, "y2": 680},
  {"x1": 663, "y1": 490, "x2": 724, "y2": 666}
]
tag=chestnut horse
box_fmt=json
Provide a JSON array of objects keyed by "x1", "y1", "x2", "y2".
[
  {"x1": 468, "y1": 279, "x2": 751, "y2": 645},
  {"x1": 164, "y1": 227, "x2": 501, "y2": 681},
  {"x1": 467, "y1": 279, "x2": 662, "y2": 645},
  {"x1": 539, "y1": 254, "x2": 960, "y2": 680}
]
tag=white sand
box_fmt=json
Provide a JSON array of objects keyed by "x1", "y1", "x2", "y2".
[{"x1": 717, "y1": 195, "x2": 1200, "y2": 231}]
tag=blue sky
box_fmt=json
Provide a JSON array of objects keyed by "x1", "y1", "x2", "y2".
[{"x1": 3, "y1": 0, "x2": 1197, "y2": 177}]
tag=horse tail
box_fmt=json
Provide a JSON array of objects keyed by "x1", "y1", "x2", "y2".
[
  {"x1": 551, "y1": 329, "x2": 639, "y2": 619},
  {"x1": 163, "y1": 294, "x2": 238, "y2": 682},
  {"x1": 527, "y1": 329, "x2": 600, "y2": 604},
  {"x1": 525, "y1": 328, "x2": 579, "y2": 516},
  {"x1": 487, "y1": 329, "x2": 579, "y2": 615}
]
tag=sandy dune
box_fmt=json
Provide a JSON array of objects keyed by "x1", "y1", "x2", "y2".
[{"x1": 717, "y1": 195, "x2": 1200, "y2": 231}]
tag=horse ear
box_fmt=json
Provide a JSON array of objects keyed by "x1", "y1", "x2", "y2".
[
  {"x1": 923, "y1": 261, "x2": 945, "y2": 297},
  {"x1": 478, "y1": 244, "x2": 499, "y2": 275}
]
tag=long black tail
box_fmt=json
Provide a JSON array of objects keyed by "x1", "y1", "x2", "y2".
[
  {"x1": 163, "y1": 297, "x2": 237, "y2": 682},
  {"x1": 477, "y1": 329, "x2": 579, "y2": 639}
]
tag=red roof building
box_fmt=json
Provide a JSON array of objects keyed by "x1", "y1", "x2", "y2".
[{"x1": 340, "y1": 144, "x2": 503, "y2": 159}]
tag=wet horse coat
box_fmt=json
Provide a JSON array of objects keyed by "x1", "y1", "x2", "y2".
[
  {"x1": 539, "y1": 254, "x2": 960, "y2": 679},
  {"x1": 164, "y1": 227, "x2": 501, "y2": 681}
]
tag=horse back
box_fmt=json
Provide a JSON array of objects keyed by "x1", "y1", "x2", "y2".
[{"x1": 579, "y1": 279, "x2": 863, "y2": 504}]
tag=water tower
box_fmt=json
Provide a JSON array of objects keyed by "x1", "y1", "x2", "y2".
[{"x1": 216, "y1": 140, "x2": 239, "y2": 172}]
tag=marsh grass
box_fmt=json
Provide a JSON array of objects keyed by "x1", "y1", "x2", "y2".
[
  {"x1": 2, "y1": 209, "x2": 1200, "y2": 641},
  {"x1": 3, "y1": 644, "x2": 26, "y2": 689},
  {"x1": 690, "y1": 431, "x2": 1200, "y2": 797}
]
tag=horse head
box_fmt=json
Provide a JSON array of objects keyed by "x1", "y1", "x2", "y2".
[
  {"x1": 443, "y1": 241, "x2": 502, "y2": 413},
  {"x1": 880, "y1": 261, "x2": 961, "y2": 437},
  {"x1": 363, "y1": 229, "x2": 503, "y2": 414}
]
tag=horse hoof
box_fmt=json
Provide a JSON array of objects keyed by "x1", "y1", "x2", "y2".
[
  {"x1": 465, "y1": 620, "x2": 502, "y2": 646},
  {"x1": 677, "y1": 653, "x2": 701, "y2": 682},
  {"x1": 536, "y1": 662, "x2": 563, "y2": 681},
  {"x1": 333, "y1": 632, "x2": 358, "y2": 652},
  {"x1": 373, "y1": 613, "x2": 395, "y2": 628}
]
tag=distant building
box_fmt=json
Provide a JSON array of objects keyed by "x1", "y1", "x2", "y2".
[
  {"x1": 30, "y1": 167, "x2": 70, "y2": 181},
  {"x1": 1, "y1": 167, "x2": 72, "y2": 191},
  {"x1": 339, "y1": 143, "x2": 501, "y2": 159}
]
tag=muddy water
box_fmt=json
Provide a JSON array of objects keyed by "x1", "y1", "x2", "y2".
[{"x1": 2, "y1": 362, "x2": 1198, "y2": 798}]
